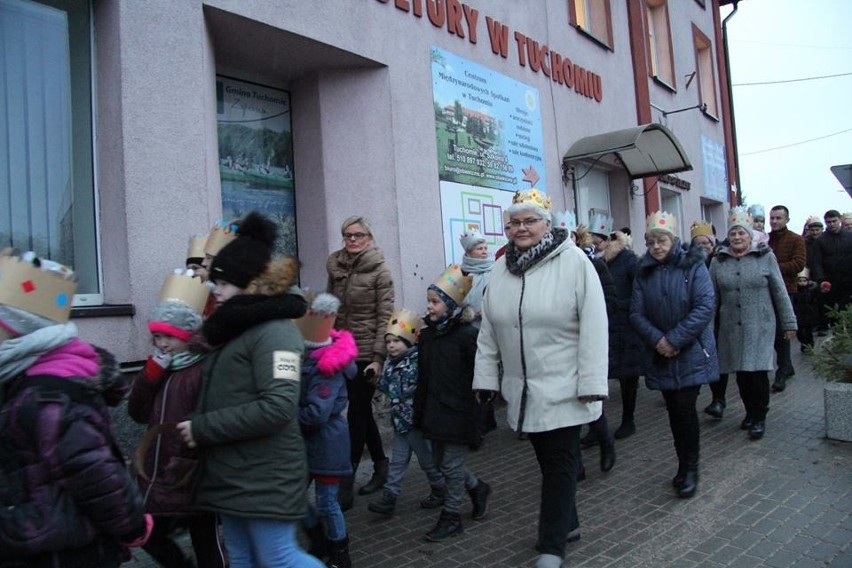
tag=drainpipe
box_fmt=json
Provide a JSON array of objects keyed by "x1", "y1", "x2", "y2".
[{"x1": 722, "y1": 1, "x2": 741, "y2": 205}]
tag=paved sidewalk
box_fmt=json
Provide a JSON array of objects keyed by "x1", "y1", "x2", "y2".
[{"x1": 127, "y1": 345, "x2": 852, "y2": 567}]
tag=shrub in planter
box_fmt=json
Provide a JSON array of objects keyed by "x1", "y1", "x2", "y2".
[{"x1": 807, "y1": 305, "x2": 852, "y2": 442}]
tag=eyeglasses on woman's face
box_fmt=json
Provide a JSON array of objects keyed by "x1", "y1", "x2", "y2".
[
  {"x1": 342, "y1": 232, "x2": 368, "y2": 240},
  {"x1": 506, "y1": 217, "x2": 543, "y2": 229}
]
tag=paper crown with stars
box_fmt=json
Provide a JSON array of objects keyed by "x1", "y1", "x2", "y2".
[
  {"x1": 204, "y1": 219, "x2": 239, "y2": 257},
  {"x1": 431, "y1": 264, "x2": 473, "y2": 306},
  {"x1": 728, "y1": 206, "x2": 753, "y2": 231},
  {"x1": 645, "y1": 211, "x2": 677, "y2": 236},
  {"x1": 0, "y1": 250, "x2": 77, "y2": 323},
  {"x1": 158, "y1": 269, "x2": 211, "y2": 315},
  {"x1": 690, "y1": 220, "x2": 714, "y2": 240},
  {"x1": 511, "y1": 188, "x2": 552, "y2": 212},
  {"x1": 386, "y1": 308, "x2": 421, "y2": 345},
  {"x1": 552, "y1": 210, "x2": 577, "y2": 234}
]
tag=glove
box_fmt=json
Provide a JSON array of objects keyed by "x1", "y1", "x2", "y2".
[
  {"x1": 821, "y1": 281, "x2": 832, "y2": 293},
  {"x1": 122, "y1": 513, "x2": 154, "y2": 548},
  {"x1": 143, "y1": 353, "x2": 172, "y2": 382}
]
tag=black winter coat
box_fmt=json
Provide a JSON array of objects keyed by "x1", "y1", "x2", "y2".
[
  {"x1": 414, "y1": 314, "x2": 479, "y2": 446},
  {"x1": 604, "y1": 247, "x2": 644, "y2": 377}
]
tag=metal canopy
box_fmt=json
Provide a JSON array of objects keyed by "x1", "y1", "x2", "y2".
[
  {"x1": 830, "y1": 164, "x2": 852, "y2": 199},
  {"x1": 563, "y1": 123, "x2": 693, "y2": 180}
]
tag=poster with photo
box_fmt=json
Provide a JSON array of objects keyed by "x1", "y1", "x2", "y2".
[
  {"x1": 431, "y1": 46, "x2": 547, "y2": 263},
  {"x1": 216, "y1": 76, "x2": 296, "y2": 256}
]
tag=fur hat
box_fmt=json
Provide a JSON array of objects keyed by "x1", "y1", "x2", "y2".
[
  {"x1": 148, "y1": 300, "x2": 203, "y2": 341},
  {"x1": 459, "y1": 230, "x2": 486, "y2": 254},
  {"x1": 209, "y1": 211, "x2": 277, "y2": 289}
]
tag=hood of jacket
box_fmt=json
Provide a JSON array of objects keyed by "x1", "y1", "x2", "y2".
[
  {"x1": 328, "y1": 246, "x2": 387, "y2": 275},
  {"x1": 602, "y1": 231, "x2": 631, "y2": 264}
]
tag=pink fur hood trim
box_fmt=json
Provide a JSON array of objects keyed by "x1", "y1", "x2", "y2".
[{"x1": 312, "y1": 329, "x2": 358, "y2": 376}]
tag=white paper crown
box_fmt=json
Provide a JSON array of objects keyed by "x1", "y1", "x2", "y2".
[
  {"x1": 729, "y1": 206, "x2": 753, "y2": 230},
  {"x1": 0, "y1": 252, "x2": 77, "y2": 323},
  {"x1": 204, "y1": 219, "x2": 239, "y2": 256},
  {"x1": 159, "y1": 269, "x2": 211, "y2": 315},
  {"x1": 386, "y1": 308, "x2": 421, "y2": 345},
  {"x1": 432, "y1": 264, "x2": 473, "y2": 306},
  {"x1": 459, "y1": 230, "x2": 486, "y2": 253},
  {"x1": 589, "y1": 212, "x2": 613, "y2": 236},
  {"x1": 646, "y1": 211, "x2": 677, "y2": 235},
  {"x1": 552, "y1": 210, "x2": 577, "y2": 233}
]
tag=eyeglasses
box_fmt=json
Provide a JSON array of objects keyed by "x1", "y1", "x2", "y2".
[
  {"x1": 342, "y1": 232, "x2": 368, "y2": 240},
  {"x1": 507, "y1": 218, "x2": 544, "y2": 229}
]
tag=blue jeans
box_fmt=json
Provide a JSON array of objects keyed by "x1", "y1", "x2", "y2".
[
  {"x1": 431, "y1": 441, "x2": 478, "y2": 514},
  {"x1": 304, "y1": 481, "x2": 347, "y2": 541},
  {"x1": 220, "y1": 514, "x2": 324, "y2": 568},
  {"x1": 385, "y1": 428, "x2": 445, "y2": 496}
]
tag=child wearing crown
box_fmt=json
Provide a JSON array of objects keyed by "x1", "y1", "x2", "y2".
[
  {"x1": 127, "y1": 271, "x2": 226, "y2": 567},
  {"x1": 0, "y1": 251, "x2": 151, "y2": 565},
  {"x1": 296, "y1": 293, "x2": 358, "y2": 568},
  {"x1": 367, "y1": 308, "x2": 446, "y2": 517},
  {"x1": 413, "y1": 265, "x2": 491, "y2": 542}
]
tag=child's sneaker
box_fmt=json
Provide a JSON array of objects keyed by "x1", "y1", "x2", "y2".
[
  {"x1": 425, "y1": 510, "x2": 463, "y2": 542},
  {"x1": 419, "y1": 485, "x2": 446, "y2": 509},
  {"x1": 468, "y1": 480, "x2": 491, "y2": 520},
  {"x1": 367, "y1": 491, "x2": 397, "y2": 516}
]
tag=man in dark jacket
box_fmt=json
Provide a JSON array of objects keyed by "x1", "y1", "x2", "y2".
[
  {"x1": 768, "y1": 205, "x2": 806, "y2": 392},
  {"x1": 811, "y1": 209, "x2": 852, "y2": 328}
]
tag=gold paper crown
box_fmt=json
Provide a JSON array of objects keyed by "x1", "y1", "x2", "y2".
[
  {"x1": 159, "y1": 271, "x2": 210, "y2": 315},
  {"x1": 386, "y1": 308, "x2": 421, "y2": 345},
  {"x1": 0, "y1": 253, "x2": 77, "y2": 323},
  {"x1": 646, "y1": 211, "x2": 677, "y2": 235},
  {"x1": 728, "y1": 206, "x2": 752, "y2": 230},
  {"x1": 690, "y1": 220, "x2": 714, "y2": 240},
  {"x1": 204, "y1": 220, "x2": 239, "y2": 256},
  {"x1": 431, "y1": 264, "x2": 473, "y2": 306},
  {"x1": 295, "y1": 292, "x2": 340, "y2": 344},
  {"x1": 512, "y1": 188, "x2": 552, "y2": 212},
  {"x1": 186, "y1": 234, "x2": 207, "y2": 261}
]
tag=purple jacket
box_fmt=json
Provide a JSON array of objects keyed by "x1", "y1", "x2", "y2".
[{"x1": 0, "y1": 347, "x2": 146, "y2": 564}]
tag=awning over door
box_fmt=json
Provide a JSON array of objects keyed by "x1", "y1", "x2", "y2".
[
  {"x1": 562, "y1": 123, "x2": 693, "y2": 180},
  {"x1": 830, "y1": 164, "x2": 852, "y2": 198}
]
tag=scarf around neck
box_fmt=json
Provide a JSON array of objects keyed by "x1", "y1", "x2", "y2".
[
  {"x1": 460, "y1": 255, "x2": 494, "y2": 275},
  {"x1": 505, "y1": 227, "x2": 568, "y2": 276},
  {"x1": 0, "y1": 323, "x2": 79, "y2": 384}
]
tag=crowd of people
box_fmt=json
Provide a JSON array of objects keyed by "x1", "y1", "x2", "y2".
[{"x1": 2, "y1": 199, "x2": 850, "y2": 568}]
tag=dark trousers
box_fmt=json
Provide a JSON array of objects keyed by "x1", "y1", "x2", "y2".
[
  {"x1": 528, "y1": 426, "x2": 581, "y2": 559},
  {"x1": 736, "y1": 371, "x2": 770, "y2": 421},
  {"x1": 346, "y1": 361, "x2": 387, "y2": 469},
  {"x1": 774, "y1": 311, "x2": 795, "y2": 377},
  {"x1": 143, "y1": 513, "x2": 226, "y2": 568},
  {"x1": 662, "y1": 386, "x2": 700, "y2": 470},
  {"x1": 709, "y1": 373, "x2": 728, "y2": 402},
  {"x1": 587, "y1": 410, "x2": 614, "y2": 446},
  {"x1": 618, "y1": 376, "x2": 639, "y2": 423}
]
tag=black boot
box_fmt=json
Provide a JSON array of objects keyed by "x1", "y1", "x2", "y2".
[
  {"x1": 672, "y1": 461, "x2": 686, "y2": 489},
  {"x1": 367, "y1": 490, "x2": 397, "y2": 516},
  {"x1": 468, "y1": 480, "x2": 491, "y2": 520},
  {"x1": 579, "y1": 428, "x2": 599, "y2": 448},
  {"x1": 771, "y1": 375, "x2": 786, "y2": 392},
  {"x1": 304, "y1": 523, "x2": 328, "y2": 561},
  {"x1": 600, "y1": 442, "x2": 615, "y2": 472},
  {"x1": 326, "y1": 536, "x2": 352, "y2": 568},
  {"x1": 338, "y1": 476, "x2": 354, "y2": 512},
  {"x1": 678, "y1": 469, "x2": 698, "y2": 498},
  {"x1": 749, "y1": 420, "x2": 766, "y2": 440},
  {"x1": 358, "y1": 458, "x2": 388, "y2": 495},
  {"x1": 704, "y1": 399, "x2": 725, "y2": 418},
  {"x1": 615, "y1": 376, "x2": 638, "y2": 439},
  {"x1": 425, "y1": 510, "x2": 463, "y2": 542},
  {"x1": 740, "y1": 415, "x2": 753, "y2": 431},
  {"x1": 420, "y1": 485, "x2": 446, "y2": 509}
]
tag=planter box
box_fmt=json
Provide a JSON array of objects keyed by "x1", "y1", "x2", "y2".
[{"x1": 825, "y1": 382, "x2": 852, "y2": 442}]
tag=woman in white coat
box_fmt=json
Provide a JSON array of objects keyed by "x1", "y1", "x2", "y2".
[{"x1": 473, "y1": 189, "x2": 609, "y2": 568}]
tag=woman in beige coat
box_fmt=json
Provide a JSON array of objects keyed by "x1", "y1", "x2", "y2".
[{"x1": 327, "y1": 215, "x2": 395, "y2": 510}]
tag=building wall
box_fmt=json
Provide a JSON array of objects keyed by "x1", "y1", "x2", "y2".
[{"x1": 73, "y1": 0, "x2": 730, "y2": 362}]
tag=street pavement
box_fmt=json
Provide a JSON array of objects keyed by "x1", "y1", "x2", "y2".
[{"x1": 125, "y1": 344, "x2": 852, "y2": 567}]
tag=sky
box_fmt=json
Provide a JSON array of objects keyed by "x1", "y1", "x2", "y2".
[{"x1": 722, "y1": 0, "x2": 852, "y2": 230}]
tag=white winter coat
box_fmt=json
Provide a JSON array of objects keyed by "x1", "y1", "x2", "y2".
[{"x1": 473, "y1": 238, "x2": 609, "y2": 432}]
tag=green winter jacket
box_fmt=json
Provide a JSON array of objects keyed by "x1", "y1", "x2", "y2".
[{"x1": 192, "y1": 296, "x2": 307, "y2": 521}]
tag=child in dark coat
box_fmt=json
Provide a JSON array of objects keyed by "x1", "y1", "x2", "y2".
[
  {"x1": 0, "y1": 251, "x2": 151, "y2": 566},
  {"x1": 414, "y1": 265, "x2": 491, "y2": 542},
  {"x1": 297, "y1": 293, "x2": 358, "y2": 568},
  {"x1": 128, "y1": 271, "x2": 226, "y2": 567},
  {"x1": 793, "y1": 268, "x2": 819, "y2": 351},
  {"x1": 368, "y1": 308, "x2": 446, "y2": 516}
]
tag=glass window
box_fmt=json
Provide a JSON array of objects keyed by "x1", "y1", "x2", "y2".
[
  {"x1": 693, "y1": 25, "x2": 718, "y2": 117},
  {"x1": 0, "y1": 0, "x2": 100, "y2": 304},
  {"x1": 660, "y1": 188, "x2": 683, "y2": 241},
  {"x1": 576, "y1": 168, "x2": 611, "y2": 227},
  {"x1": 570, "y1": 0, "x2": 613, "y2": 48},
  {"x1": 645, "y1": 0, "x2": 675, "y2": 88}
]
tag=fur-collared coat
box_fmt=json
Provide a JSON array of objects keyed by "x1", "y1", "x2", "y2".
[
  {"x1": 602, "y1": 232, "x2": 643, "y2": 377},
  {"x1": 631, "y1": 243, "x2": 719, "y2": 391},
  {"x1": 326, "y1": 246, "x2": 395, "y2": 364},
  {"x1": 193, "y1": 257, "x2": 309, "y2": 521},
  {"x1": 710, "y1": 244, "x2": 797, "y2": 373}
]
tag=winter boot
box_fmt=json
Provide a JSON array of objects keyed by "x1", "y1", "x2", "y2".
[
  {"x1": 703, "y1": 399, "x2": 726, "y2": 418},
  {"x1": 304, "y1": 522, "x2": 328, "y2": 560},
  {"x1": 337, "y1": 475, "x2": 355, "y2": 512},
  {"x1": 358, "y1": 458, "x2": 388, "y2": 495},
  {"x1": 614, "y1": 376, "x2": 638, "y2": 439},
  {"x1": 599, "y1": 442, "x2": 615, "y2": 472},
  {"x1": 579, "y1": 428, "x2": 599, "y2": 448},
  {"x1": 468, "y1": 480, "x2": 491, "y2": 520},
  {"x1": 326, "y1": 536, "x2": 352, "y2": 568},
  {"x1": 420, "y1": 485, "x2": 446, "y2": 509},
  {"x1": 425, "y1": 510, "x2": 463, "y2": 542},
  {"x1": 671, "y1": 461, "x2": 687, "y2": 489},
  {"x1": 367, "y1": 491, "x2": 397, "y2": 516},
  {"x1": 678, "y1": 449, "x2": 698, "y2": 498}
]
